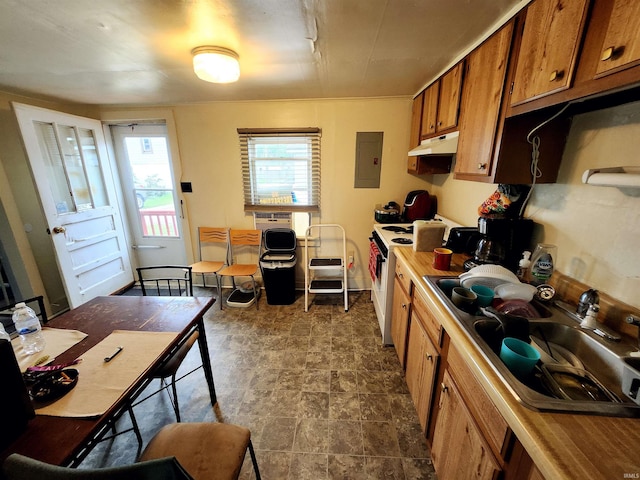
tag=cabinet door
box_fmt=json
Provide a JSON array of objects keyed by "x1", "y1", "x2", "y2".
[
  {"x1": 409, "y1": 92, "x2": 424, "y2": 149},
  {"x1": 595, "y1": 0, "x2": 640, "y2": 77},
  {"x1": 405, "y1": 309, "x2": 440, "y2": 432},
  {"x1": 391, "y1": 276, "x2": 411, "y2": 367},
  {"x1": 510, "y1": 0, "x2": 589, "y2": 106},
  {"x1": 420, "y1": 82, "x2": 439, "y2": 138},
  {"x1": 436, "y1": 62, "x2": 464, "y2": 132},
  {"x1": 455, "y1": 21, "x2": 514, "y2": 178},
  {"x1": 431, "y1": 370, "x2": 501, "y2": 480}
]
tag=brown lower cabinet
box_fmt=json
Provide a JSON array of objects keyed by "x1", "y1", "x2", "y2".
[
  {"x1": 399, "y1": 288, "x2": 544, "y2": 480},
  {"x1": 405, "y1": 307, "x2": 440, "y2": 432},
  {"x1": 431, "y1": 369, "x2": 502, "y2": 480}
]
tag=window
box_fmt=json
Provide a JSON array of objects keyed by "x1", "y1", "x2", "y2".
[{"x1": 238, "y1": 128, "x2": 320, "y2": 212}]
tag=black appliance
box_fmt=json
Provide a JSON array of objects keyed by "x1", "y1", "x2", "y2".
[
  {"x1": 402, "y1": 190, "x2": 436, "y2": 222},
  {"x1": 259, "y1": 228, "x2": 297, "y2": 305},
  {"x1": 445, "y1": 227, "x2": 481, "y2": 255},
  {"x1": 464, "y1": 216, "x2": 534, "y2": 272}
]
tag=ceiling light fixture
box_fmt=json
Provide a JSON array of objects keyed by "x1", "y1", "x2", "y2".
[{"x1": 191, "y1": 46, "x2": 240, "y2": 83}]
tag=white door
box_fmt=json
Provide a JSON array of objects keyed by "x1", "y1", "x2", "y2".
[
  {"x1": 12, "y1": 103, "x2": 134, "y2": 309},
  {"x1": 109, "y1": 124, "x2": 187, "y2": 267}
]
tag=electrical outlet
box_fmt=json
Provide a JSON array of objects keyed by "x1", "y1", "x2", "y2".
[{"x1": 348, "y1": 251, "x2": 354, "y2": 269}]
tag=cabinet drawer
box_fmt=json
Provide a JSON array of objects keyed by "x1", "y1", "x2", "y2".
[
  {"x1": 395, "y1": 257, "x2": 412, "y2": 295},
  {"x1": 412, "y1": 291, "x2": 443, "y2": 349},
  {"x1": 447, "y1": 344, "x2": 511, "y2": 457}
]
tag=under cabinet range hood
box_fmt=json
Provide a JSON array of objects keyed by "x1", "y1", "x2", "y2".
[{"x1": 408, "y1": 131, "x2": 459, "y2": 156}]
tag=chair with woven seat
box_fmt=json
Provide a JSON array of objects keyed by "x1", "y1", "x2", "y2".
[
  {"x1": 133, "y1": 266, "x2": 204, "y2": 422},
  {"x1": 3, "y1": 422, "x2": 261, "y2": 480},
  {"x1": 190, "y1": 227, "x2": 229, "y2": 301},
  {"x1": 216, "y1": 229, "x2": 262, "y2": 310}
]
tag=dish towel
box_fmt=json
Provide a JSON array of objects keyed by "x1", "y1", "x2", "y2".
[{"x1": 369, "y1": 242, "x2": 381, "y2": 282}]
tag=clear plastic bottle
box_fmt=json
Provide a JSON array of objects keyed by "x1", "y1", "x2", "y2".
[
  {"x1": 12, "y1": 302, "x2": 45, "y2": 355},
  {"x1": 530, "y1": 244, "x2": 557, "y2": 285}
]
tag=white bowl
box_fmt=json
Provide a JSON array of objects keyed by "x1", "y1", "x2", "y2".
[
  {"x1": 459, "y1": 264, "x2": 520, "y2": 289},
  {"x1": 494, "y1": 283, "x2": 538, "y2": 301}
]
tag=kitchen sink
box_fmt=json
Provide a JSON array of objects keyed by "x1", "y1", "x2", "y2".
[{"x1": 424, "y1": 275, "x2": 640, "y2": 417}]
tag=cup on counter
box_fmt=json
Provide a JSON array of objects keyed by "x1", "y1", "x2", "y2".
[
  {"x1": 451, "y1": 286, "x2": 477, "y2": 313},
  {"x1": 433, "y1": 247, "x2": 453, "y2": 270}
]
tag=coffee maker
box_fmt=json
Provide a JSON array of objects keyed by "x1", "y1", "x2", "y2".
[{"x1": 464, "y1": 216, "x2": 535, "y2": 272}]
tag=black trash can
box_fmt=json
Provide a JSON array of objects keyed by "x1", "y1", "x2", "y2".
[{"x1": 260, "y1": 228, "x2": 297, "y2": 305}]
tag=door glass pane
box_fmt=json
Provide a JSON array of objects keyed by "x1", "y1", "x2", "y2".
[
  {"x1": 124, "y1": 136, "x2": 178, "y2": 238},
  {"x1": 78, "y1": 127, "x2": 108, "y2": 208},
  {"x1": 57, "y1": 125, "x2": 92, "y2": 211},
  {"x1": 34, "y1": 122, "x2": 76, "y2": 214}
]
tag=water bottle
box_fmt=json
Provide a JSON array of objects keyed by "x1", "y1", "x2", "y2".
[{"x1": 12, "y1": 302, "x2": 45, "y2": 355}]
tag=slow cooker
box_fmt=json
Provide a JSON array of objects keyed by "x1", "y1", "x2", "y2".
[{"x1": 374, "y1": 202, "x2": 401, "y2": 223}]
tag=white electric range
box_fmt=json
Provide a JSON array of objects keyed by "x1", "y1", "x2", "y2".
[{"x1": 369, "y1": 215, "x2": 461, "y2": 345}]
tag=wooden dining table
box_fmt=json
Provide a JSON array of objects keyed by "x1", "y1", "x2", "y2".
[{"x1": 0, "y1": 295, "x2": 216, "y2": 467}]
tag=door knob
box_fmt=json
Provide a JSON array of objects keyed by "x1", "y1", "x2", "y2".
[{"x1": 52, "y1": 226, "x2": 66, "y2": 234}]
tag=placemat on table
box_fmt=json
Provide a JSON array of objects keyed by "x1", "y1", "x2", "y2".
[
  {"x1": 35, "y1": 330, "x2": 178, "y2": 418},
  {"x1": 12, "y1": 327, "x2": 88, "y2": 372}
]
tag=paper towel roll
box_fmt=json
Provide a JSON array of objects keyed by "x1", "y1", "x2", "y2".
[{"x1": 413, "y1": 221, "x2": 446, "y2": 252}]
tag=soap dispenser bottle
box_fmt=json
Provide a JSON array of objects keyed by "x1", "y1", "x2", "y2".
[{"x1": 517, "y1": 251, "x2": 531, "y2": 283}]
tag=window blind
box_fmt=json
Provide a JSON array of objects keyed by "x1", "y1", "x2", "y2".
[{"x1": 238, "y1": 128, "x2": 321, "y2": 212}]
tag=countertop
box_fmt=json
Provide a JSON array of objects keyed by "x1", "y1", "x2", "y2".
[{"x1": 394, "y1": 246, "x2": 640, "y2": 480}]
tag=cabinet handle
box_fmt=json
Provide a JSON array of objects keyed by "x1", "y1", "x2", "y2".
[
  {"x1": 52, "y1": 226, "x2": 66, "y2": 234},
  {"x1": 398, "y1": 273, "x2": 404, "y2": 279},
  {"x1": 548, "y1": 69, "x2": 564, "y2": 82},
  {"x1": 426, "y1": 354, "x2": 433, "y2": 361},
  {"x1": 430, "y1": 124, "x2": 435, "y2": 130},
  {"x1": 401, "y1": 303, "x2": 407, "y2": 310},
  {"x1": 601, "y1": 45, "x2": 624, "y2": 62},
  {"x1": 441, "y1": 382, "x2": 448, "y2": 393},
  {"x1": 477, "y1": 163, "x2": 487, "y2": 170}
]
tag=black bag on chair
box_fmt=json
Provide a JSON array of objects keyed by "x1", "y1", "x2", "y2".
[{"x1": 0, "y1": 339, "x2": 35, "y2": 451}]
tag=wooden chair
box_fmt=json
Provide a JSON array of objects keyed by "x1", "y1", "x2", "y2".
[
  {"x1": 3, "y1": 422, "x2": 261, "y2": 480},
  {"x1": 217, "y1": 229, "x2": 262, "y2": 310},
  {"x1": 190, "y1": 227, "x2": 229, "y2": 299}
]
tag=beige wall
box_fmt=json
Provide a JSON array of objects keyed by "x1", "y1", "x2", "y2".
[
  {"x1": 430, "y1": 101, "x2": 640, "y2": 310},
  {"x1": 103, "y1": 97, "x2": 432, "y2": 290}
]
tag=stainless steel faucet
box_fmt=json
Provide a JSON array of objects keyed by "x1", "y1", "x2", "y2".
[
  {"x1": 577, "y1": 289, "x2": 599, "y2": 318},
  {"x1": 625, "y1": 314, "x2": 640, "y2": 349}
]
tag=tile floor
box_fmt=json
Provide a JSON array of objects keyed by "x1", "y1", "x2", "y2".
[{"x1": 81, "y1": 289, "x2": 437, "y2": 479}]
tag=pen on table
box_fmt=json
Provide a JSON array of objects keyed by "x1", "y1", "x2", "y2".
[{"x1": 104, "y1": 346, "x2": 123, "y2": 363}]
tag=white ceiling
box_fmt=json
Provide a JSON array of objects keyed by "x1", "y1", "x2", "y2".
[{"x1": 0, "y1": 0, "x2": 526, "y2": 106}]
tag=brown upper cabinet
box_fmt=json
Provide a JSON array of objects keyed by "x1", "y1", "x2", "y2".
[
  {"x1": 419, "y1": 62, "x2": 464, "y2": 140},
  {"x1": 510, "y1": 0, "x2": 590, "y2": 106},
  {"x1": 594, "y1": 0, "x2": 640, "y2": 78},
  {"x1": 508, "y1": 0, "x2": 640, "y2": 116},
  {"x1": 409, "y1": 92, "x2": 424, "y2": 150},
  {"x1": 454, "y1": 22, "x2": 515, "y2": 180},
  {"x1": 420, "y1": 82, "x2": 440, "y2": 137}
]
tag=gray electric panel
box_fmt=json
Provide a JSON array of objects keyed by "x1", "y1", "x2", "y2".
[{"x1": 354, "y1": 131, "x2": 383, "y2": 188}]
